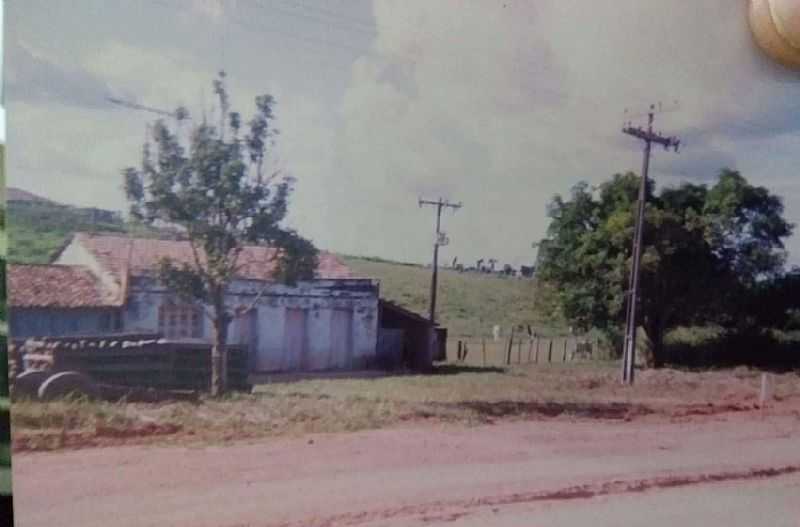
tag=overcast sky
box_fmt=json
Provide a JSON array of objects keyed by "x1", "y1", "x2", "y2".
[
  {"x1": 5, "y1": 0, "x2": 800, "y2": 267},
  {"x1": 1, "y1": 0, "x2": 5, "y2": 145}
]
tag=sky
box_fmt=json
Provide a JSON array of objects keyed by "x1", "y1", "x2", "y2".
[
  {"x1": 5, "y1": 0, "x2": 800, "y2": 268},
  {"x1": 0, "y1": 0, "x2": 5, "y2": 145}
]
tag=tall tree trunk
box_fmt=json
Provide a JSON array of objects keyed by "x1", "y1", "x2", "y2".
[{"x1": 210, "y1": 294, "x2": 229, "y2": 397}]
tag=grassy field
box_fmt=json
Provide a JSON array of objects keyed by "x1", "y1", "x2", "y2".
[
  {"x1": 10, "y1": 362, "x2": 800, "y2": 453},
  {"x1": 344, "y1": 257, "x2": 564, "y2": 337}
]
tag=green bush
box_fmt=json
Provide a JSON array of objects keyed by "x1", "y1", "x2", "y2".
[{"x1": 664, "y1": 326, "x2": 800, "y2": 370}]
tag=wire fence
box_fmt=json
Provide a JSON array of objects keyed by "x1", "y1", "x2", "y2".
[{"x1": 446, "y1": 331, "x2": 614, "y2": 367}]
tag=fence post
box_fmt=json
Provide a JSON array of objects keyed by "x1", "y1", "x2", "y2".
[
  {"x1": 527, "y1": 338, "x2": 534, "y2": 362},
  {"x1": 563, "y1": 338, "x2": 568, "y2": 362},
  {"x1": 548, "y1": 339, "x2": 553, "y2": 363},
  {"x1": 535, "y1": 337, "x2": 540, "y2": 363},
  {"x1": 482, "y1": 337, "x2": 487, "y2": 367},
  {"x1": 506, "y1": 328, "x2": 515, "y2": 365},
  {"x1": 517, "y1": 339, "x2": 523, "y2": 364}
]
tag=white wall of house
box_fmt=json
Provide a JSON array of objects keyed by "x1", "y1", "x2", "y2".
[{"x1": 122, "y1": 276, "x2": 379, "y2": 373}]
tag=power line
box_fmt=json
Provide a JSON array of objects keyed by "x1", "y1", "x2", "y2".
[
  {"x1": 252, "y1": 0, "x2": 377, "y2": 36},
  {"x1": 273, "y1": 0, "x2": 376, "y2": 30},
  {"x1": 623, "y1": 100, "x2": 681, "y2": 121},
  {"x1": 106, "y1": 96, "x2": 180, "y2": 118},
  {"x1": 219, "y1": 0, "x2": 227, "y2": 72},
  {"x1": 152, "y1": 0, "x2": 564, "y2": 81},
  {"x1": 229, "y1": 12, "x2": 366, "y2": 54},
  {"x1": 148, "y1": 0, "x2": 368, "y2": 56}
]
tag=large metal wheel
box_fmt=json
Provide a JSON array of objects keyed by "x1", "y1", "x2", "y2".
[
  {"x1": 12, "y1": 370, "x2": 50, "y2": 401},
  {"x1": 37, "y1": 371, "x2": 98, "y2": 401}
]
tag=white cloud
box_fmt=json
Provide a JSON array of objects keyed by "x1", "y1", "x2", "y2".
[
  {"x1": 7, "y1": 0, "x2": 800, "y2": 269},
  {"x1": 320, "y1": 0, "x2": 800, "y2": 266},
  {"x1": 188, "y1": 0, "x2": 232, "y2": 23}
]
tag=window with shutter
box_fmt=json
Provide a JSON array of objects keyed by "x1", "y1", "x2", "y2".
[{"x1": 158, "y1": 303, "x2": 204, "y2": 339}]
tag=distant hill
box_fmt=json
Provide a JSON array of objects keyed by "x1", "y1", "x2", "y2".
[
  {"x1": 7, "y1": 187, "x2": 59, "y2": 205},
  {"x1": 8, "y1": 187, "x2": 121, "y2": 222},
  {"x1": 7, "y1": 192, "x2": 170, "y2": 264}
]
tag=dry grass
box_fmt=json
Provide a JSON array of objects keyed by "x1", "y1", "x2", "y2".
[{"x1": 11, "y1": 362, "x2": 800, "y2": 452}]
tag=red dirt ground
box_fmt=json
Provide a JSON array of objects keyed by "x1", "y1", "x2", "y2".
[{"x1": 11, "y1": 399, "x2": 800, "y2": 527}]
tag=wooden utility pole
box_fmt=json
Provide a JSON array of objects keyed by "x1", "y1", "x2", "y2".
[
  {"x1": 419, "y1": 198, "x2": 462, "y2": 324},
  {"x1": 621, "y1": 104, "x2": 680, "y2": 385}
]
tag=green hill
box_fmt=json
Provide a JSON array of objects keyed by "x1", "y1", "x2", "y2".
[
  {"x1": 343, "y1": 257, "x2": 563, "y2": 337},
  {"x1": 9, "y1": 202, "x2": 125, "y2": 263},
  {"x1": 8, "y1": 199, "x2": 174, "y2": 264}
]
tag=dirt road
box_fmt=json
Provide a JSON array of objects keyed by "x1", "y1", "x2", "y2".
[
  {"x1": 11, "y1": 411, "x2": 800, "y2": 527},
  {"x1": 384, "y1": 474, "x2": 800, "y2": 527}
]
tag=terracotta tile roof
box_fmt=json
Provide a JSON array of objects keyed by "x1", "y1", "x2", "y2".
[
  {"x1": 8, "y1": 264, "x2": 118, "y2": 308},
  {"x1": 72, "y1": 233, "x2": 352, "y2": 285}
]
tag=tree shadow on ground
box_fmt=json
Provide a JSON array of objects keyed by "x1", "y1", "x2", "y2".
[
  {"x1": 430, "y1": 364, "x2": 507, "y2": 375},
  {"x1": 421, "y1": 399, "x2": 652, "y2": 421}
]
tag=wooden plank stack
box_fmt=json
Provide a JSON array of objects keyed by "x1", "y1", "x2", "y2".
[{"x1": 13, "y1": 334, "x2": 250, "y2": 393}]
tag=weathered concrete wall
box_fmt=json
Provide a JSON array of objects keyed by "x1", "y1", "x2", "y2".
[
  {"x1": 123, "y1": 277, "x2": 380, "y2": 373},
  {"x1": 10, "y1": 308, "x2": 121, "y2": 339}
]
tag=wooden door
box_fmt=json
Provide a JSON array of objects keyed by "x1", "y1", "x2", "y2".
[
  {"x1": 236, "y1": 308, "x2": 258, "y2": 370},
  {"x1": 284, "y1": 308, "x2": 308, "y2": 371},
  {"x1": 329, "y1": 309, "x2": 353, "y2": 369}
]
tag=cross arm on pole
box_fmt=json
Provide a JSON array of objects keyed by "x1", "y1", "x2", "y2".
[{"x1": 622, "y1": 126, "x2": 680, "y2": 152}]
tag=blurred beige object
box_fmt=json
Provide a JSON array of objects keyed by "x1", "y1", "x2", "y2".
[{"x1": 749, "y1": 0, "x2": 800, "y2": 70}]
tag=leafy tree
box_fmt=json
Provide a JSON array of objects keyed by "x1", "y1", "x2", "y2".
[
  {"x1": 704, "y1": 169, "x2": 792, "y2": 284},
  {"x1": 124, "y1": 72, "x2": 318, "y2": 396},
  {"x1": 537, "y1": 169, "x2": 792, "y2": 367}
]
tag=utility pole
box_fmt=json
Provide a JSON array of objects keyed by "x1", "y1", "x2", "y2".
[
  {"x1": 621, "y1": 104, "x2": 680, "y2": 385},
  {"x1": 419, "y1": 197, "x2": 462, "y2": 324}
]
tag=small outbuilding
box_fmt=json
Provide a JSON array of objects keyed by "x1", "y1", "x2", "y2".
[{"x1": 378, "y1": 300, "x2": 437, "y2": 371}]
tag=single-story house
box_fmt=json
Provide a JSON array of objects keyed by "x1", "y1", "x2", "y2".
[{"x1": 8, "y1": 233, "x2": 438, "y2": 373}]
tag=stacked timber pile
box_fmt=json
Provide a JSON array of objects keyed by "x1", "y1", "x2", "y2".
[{"x1": 14, "y1": 334, "x2": 250, "y2": 396}]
